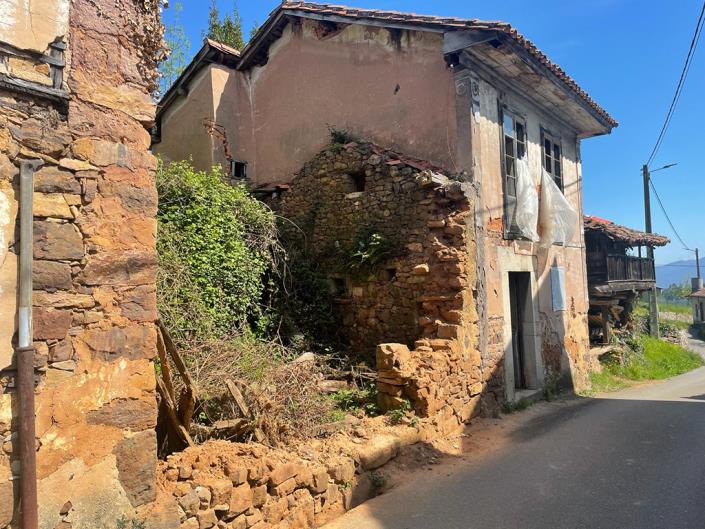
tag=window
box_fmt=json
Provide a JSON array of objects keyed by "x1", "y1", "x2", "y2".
[
  {"x1": 500, "y1": 107, "x2": 526, "y2": 238},
  {"x1": 541, "y1": 130, "x2": 563, "y2": 190},
  {"x1": 330, "y1": 277, "x2": 347, "y2": 297},
  {"x1": 349, "y1": 171, "x2": 366, "y2": 192},
  {"x1": 230, "y1": 160, "x2": 247, "y2": 180}
]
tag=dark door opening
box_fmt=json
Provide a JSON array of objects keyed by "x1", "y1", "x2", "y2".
[{"x1": 509, "y1": 272, "x2": 531, "y2": 390}]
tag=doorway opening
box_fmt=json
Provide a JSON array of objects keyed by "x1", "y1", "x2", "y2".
[{"x1": 508, "y1": 272, "x2": 532, "y2": 390}]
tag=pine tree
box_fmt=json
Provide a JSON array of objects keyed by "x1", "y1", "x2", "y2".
[
  {"x1": 207, "y1": 0, "x2": 245, "y2": 50},
  {"x1": 158, "y1": 2, "x2": 190, "y2": 96}
]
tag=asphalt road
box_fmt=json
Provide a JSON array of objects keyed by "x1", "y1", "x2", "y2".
[{"x1": 324, "y1": 358, "x2": 705, "y2": 529}]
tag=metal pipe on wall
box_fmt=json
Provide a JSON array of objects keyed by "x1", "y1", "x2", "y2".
[{"x1": 17, "y1": 161, "x2": 38, "y2": 529}]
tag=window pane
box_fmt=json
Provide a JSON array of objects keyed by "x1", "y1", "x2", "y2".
[
  {"x1": 544, "y1": 154, "x2": 551, "y2": 171},
  {"x1": 554, "y1": 144, "x2": 561, "y2": 160},
  {"x1": 517, "y1": 141, "x2": 525, "y2": 159},
  {"x1": 503, "y1": 114, "x2": 514, "y2": 135},
  {"x1": 544, "y1": 138, "x2": 552, "y2": 155},
  {"x1": 505, "y1": 136, "x2": 515, "y2": 158},
  {"x1": 554, "y1": 160, "x2": 562, "y2": 177},
  {"x1": 505, "y1": 156, "x2": 515, "y2": 177},
  {"x1": 507, "y1": 175, "x2": 516, "y2": 196},
  {"x1": 516, "y1": 122, "x2": 525, "y2": 143},
  {"x1": 554, "y1": 175, "x2": 562, "y2": 189}
]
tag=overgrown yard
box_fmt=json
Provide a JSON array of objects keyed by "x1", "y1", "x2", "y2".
[{"x1": 589, "y1": 336, "x2": 704, "y2": 394}]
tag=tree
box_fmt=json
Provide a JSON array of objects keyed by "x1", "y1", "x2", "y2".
[
  {"x1": 250, "y1": 20, "x2": 260, "y2": 42},
  {"x1": 158, "y1": 2, "x2": 190, "y2": 96},
  {"x1": 207, "y1": 0, "x2": 245, "y2": 50}
]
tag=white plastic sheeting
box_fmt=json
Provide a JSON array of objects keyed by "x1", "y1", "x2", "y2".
[
  {"x1": 514, "y1": 157, "x2": 540, "y2": 242},
  {"x1": 540, "y1": 169, "x2": 578, "y2": 246}
]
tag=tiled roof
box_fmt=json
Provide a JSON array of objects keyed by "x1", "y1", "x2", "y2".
[
  {"x1": 277, "y1": 2, "x2": 617, "y2": 128},
  {"x1": 690, "y1": 288, "x2": 705, "y2": 298},
  {"x1": 584, "y1": 215, "x2": 670, "y2": 247},
  {"x1": 205, "y1": 38, "x2": 241, "y2": 57}
]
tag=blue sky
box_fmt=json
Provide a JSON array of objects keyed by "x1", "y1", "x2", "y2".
[{"x1": 164, "y1": 0, "x2": 704, "y2": 266}]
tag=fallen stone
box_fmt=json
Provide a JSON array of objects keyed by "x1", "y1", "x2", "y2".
[
  {"x1": 357, "y1": 435, "x2": 401, "y2": 470},
  {"x1": 228, "y1": 483, "x2": 253, "y2": 516}
]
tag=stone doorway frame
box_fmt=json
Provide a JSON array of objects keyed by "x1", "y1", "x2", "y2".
[{"x1": 498, "y1": 247, "x2": 544, "y2": 403}]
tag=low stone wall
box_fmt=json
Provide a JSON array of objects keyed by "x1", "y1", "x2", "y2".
[{"x1": 160, "y1": 430, "x2": 419, "y2": 529}]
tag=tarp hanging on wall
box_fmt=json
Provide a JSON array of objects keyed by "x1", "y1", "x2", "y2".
[
  {"x1": 540, "y1": 169, "x2": 578, "y2": 246},
  {"x1": 514, "y1": 157, "x2": 540, "y2": 242}
]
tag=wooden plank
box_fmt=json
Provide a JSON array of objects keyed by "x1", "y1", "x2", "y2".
[
  {"x1": 158, "y1": 320, "x2": 196, "y2": 391},
  {"x1": 156, "y1": 375, "x2": 194, "y2": 448},
  {"x1": 225, "y1": 379, "x2": 251, "y2": 418},
  {"x1": 156, "y1": 327, "x2": 176, "y2": 402}
]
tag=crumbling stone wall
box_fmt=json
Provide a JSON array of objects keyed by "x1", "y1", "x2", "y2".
[
  {"x1": 0, "y1": 1, "x2": 166, "y2": 528},
  {"x1": 274, "y1": 142, "x2": 487, "y2": 431}
]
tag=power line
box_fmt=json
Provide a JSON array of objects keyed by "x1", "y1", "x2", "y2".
[
  {"x1": 646, "y1": 0, "x2": 705, "y2": 167},
  {"x1": 649, "y1": 178, "x2": 692, "y2": 250}
]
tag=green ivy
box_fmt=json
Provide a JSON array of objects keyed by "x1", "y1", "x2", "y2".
[{"x1": 156, "y1": 159, "x2": 277, "y2": 340}]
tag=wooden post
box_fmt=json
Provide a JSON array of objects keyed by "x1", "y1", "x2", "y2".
[
  {"x1": 601, "y1": 306, "x2": 612, "y2": 345},
  {"x1": 643, "y1": 165, "x2": 659, "y2": 338}
]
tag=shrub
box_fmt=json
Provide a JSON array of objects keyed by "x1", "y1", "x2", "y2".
[
  {"x1": 157, "y1": 159, "x2": 278, "y2": 338},
  {"x1": 156, "y1": 159, "x2": 333, "y2": 444}
]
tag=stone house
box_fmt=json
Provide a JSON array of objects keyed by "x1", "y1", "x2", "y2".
[
  {"x1": 690, "y1": 287, "x2": 705, "y2": 324},
  {"x1": 0, "y1": 1, "x2": 170, "y2": 528},
  {"x1": 154, "y1": 3, "x2": 617, "y2": 420}
]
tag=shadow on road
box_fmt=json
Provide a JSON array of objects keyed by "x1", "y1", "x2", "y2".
[{"x1": 324, "y1": 388, "x2": 705, "y2": 529}]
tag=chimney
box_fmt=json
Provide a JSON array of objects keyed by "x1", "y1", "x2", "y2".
[{"x1": 692, "y1": 277, "x2": 704, "y2": 293}]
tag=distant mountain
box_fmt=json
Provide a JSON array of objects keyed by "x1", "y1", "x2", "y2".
[{"x1": 656, "y1": 258, "x2": 704, "y2": 288}]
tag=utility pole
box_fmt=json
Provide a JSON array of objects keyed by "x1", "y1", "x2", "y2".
[
  {"x1": 697, "y1": 248, "x2": 701, "y2": 281},
  {"x1": 643, "y1": 164, "x2": 659, "y2": 338}
]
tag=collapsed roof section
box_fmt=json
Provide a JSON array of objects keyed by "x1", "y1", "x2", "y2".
[{"x1": 584, "y1": 215, "x2": 670, "y2": 248}]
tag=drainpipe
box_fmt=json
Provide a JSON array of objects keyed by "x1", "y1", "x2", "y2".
[{"x1": 17, "y1": 161, "x2": 38, "y2": 529}]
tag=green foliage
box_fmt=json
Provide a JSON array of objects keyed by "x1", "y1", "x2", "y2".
[
  {"x1": 328, "y1": 126, "x2": 356, "y2": 146},
  {"x1": 331, "y1": 385, "x2": 380, "y2": 417},
  {"x1": 116, "y1": 517, "x2": 145, "y2": 529},
  {"x1": 586, "y1": 371, "x2": 628, "y2": 395},
  {"x1": 387, "y1": 399, "x2": 413, "y2": 425},
  {"x1": 590, "y1": 337, "x2": 704, "y2": 394},
  {"x1": 659, "y1": 280, "x2": 691, "y2": 307},
  {"x1": 207, "y1": 0, "x2": 245, "y2": 50},
  {"x1": 501, "y1": 398, "x2": 531, "y2": 414},
  {"x1": 347, "y1": 226, "x2": 395, "y2": 277},
  {"x1": 157, "y1": 159, "x2": 277, "y2": 340},
  {"x1": 158, "y1": 2, "x2": 190, "y2": 96}
]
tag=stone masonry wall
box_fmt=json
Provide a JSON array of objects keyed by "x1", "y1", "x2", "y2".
[
  {"x1": 0, "y1": 1, "x2": 164, "y2": 528},
  {"x1": 274, "y1": 142, "x2": 476, "y2": 357},
  {"x1": 273, "y1": 141, "x2": 487, "y2": 431}
]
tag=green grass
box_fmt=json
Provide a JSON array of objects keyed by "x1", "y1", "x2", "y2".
[
  {"x1": 660, "y1": 319, "x2": 691, "y2": 331},
  {"x1": 589, "y1": 337, "x2": 704, "y2": 394},
  {"x1": 502, "y1": 397, "x2": 531, "y2": 414},
  {"x1": 657, "y1": 302, "x2": 691, "y2": 315}
]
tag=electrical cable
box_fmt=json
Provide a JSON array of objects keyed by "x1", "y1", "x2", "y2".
[
  {"x1": 649, "y1": 178, "x2": 692, "y2": 251},
  {"x1": 646, "y1": 0, "x2": 705, "y2": 167}
]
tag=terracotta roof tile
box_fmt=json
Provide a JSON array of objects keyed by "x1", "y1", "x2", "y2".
[
  {"x1": 584, "y1": 215, "x2": 670, "y2": 247},
  {"x1": 280, "y1": 2, "x2": 617, "y2": 128},
  {"x1": 690, "y1": 288, "x2": 705, "y2": 298}
]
